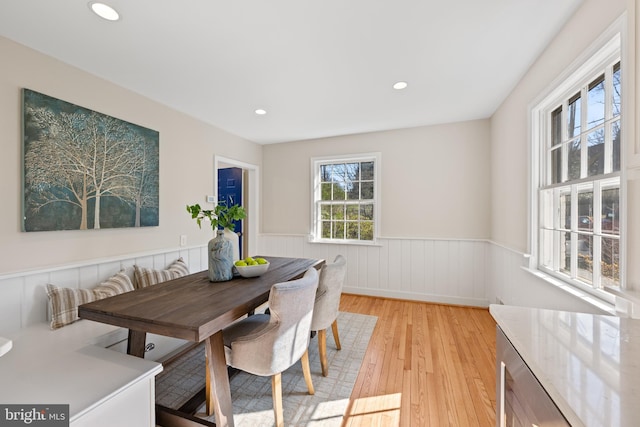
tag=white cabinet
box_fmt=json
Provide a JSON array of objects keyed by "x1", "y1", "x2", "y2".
[
  {"x1": 71, "y1": 377, "x2": 156, "y2": 427},
  {"x1": 0, "y1": 324, "x2": 162, "y2": 427}
]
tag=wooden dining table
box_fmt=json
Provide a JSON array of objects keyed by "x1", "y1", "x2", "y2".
[{"x1": 78, "y1": 255, "x2": 325, "y2": 427}]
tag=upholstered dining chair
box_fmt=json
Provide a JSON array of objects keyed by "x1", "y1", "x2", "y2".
[
  {"x1": 310, "y1": 254, "x2": 347, "y2": 377},
  {"x1": 221, "y1": 267, "x2": 319, "y2": 427}
]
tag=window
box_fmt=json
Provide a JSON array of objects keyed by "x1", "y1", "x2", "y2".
[
  {"x1": 311, "y1": 153, "x2": 380, "y2": 243},
  {"x1": 532, "y1": 35, "x2": 622, "y2": 298}
]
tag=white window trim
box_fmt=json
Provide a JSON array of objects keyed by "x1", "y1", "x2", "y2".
[
  {"x1": 309, "y1": 152, "x2": 381, "y2": 245},
  {"x1": 529, "y1": 17, "x2": 626, "y2": 306}
]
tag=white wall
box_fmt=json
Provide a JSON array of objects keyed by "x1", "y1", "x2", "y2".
[
  {"x1": 262, "y1": 119, "x2": 492, "y2": 239},
  {"x1": 0, "y1": 36, "x2": 262, "y2": 275},
  {"x1": 489, "y1": 0, "x2": 632, "y2": 311},
  {"x1": 2, "y1": 0, "x2": 636, "y2": 314},
  {"x1": 491, "y1": 0, "x2": 627, "y2": 252},
  {"x1": 261, "y1": 0, "x2": 637, "y2": 314},
  {"x1": 260, "y1": 119, "x2": 492, "y2": 308}
]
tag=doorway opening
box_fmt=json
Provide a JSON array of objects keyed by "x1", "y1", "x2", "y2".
[{"x1": 214, "y1": 156, "x2": 259, "y2": 259}]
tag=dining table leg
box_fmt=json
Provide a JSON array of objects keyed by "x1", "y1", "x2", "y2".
[
  {"x1": 205, "y1": 330, "x2": 234, "y2": 427},
  {"x1": 127, "y1": 329, "x2": 147, "y2": 358}
]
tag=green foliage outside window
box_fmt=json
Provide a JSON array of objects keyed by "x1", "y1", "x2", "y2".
[{"x1": 317, "y1": 160, "x2": 375, "y2": 241}]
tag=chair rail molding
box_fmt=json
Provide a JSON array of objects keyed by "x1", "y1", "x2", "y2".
[
  {"x1": 0, "y1": 235, "x2": 614, "y2": 338},
  {"x1": 259, "y1": 234, "x2": 618, "y2": 314},
  {"x1": 0, "y1": 245, "x2": 208, "y2": 335},
  {"x1": 258, "y1": 234, "x2": 489, "y2": 307}
]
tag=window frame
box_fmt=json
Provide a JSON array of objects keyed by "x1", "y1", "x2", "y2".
[
  {"x1": 530, "y1": 32, "x2": 623, "y2": 304},
  {"x1": 310, "y1": 152, "x2": 381, "y2": 245}
]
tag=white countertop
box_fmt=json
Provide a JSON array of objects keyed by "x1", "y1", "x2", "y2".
[
  {"x1": 0, "y1": 321, "x2": 162, "y2": 423},
  {"x1": 490, "y1": 304, "x2": 640, "y2": 427}
]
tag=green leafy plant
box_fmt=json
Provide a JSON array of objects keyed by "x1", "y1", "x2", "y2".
[{"x1": 186, "y1": 203, "x2": 246, "y2": 231}]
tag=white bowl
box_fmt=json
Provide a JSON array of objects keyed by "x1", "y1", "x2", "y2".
[{"x1": 235, "y1": 262, "x2": 270, "y2": 278}]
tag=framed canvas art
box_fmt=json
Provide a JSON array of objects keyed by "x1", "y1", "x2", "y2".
[{"x1": 22, "y1": 89, "x2": 159, "y2": 231}]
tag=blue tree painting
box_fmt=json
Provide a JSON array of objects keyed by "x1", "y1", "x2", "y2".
[{"x1": 23, "y1": 89, "x2": 159, "y2": 231}]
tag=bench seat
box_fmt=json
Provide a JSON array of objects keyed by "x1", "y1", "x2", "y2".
[{"x1": 0, "y1": 246, "x2": 208, "y2": 426}]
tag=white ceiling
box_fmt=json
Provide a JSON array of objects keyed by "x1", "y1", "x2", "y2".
[{"x1": 0, "y1": 0, "x2": 582, "y2": 144}]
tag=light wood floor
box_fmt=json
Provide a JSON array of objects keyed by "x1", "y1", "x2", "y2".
[{"x1": 339, "y1": 294, "x2": 497, "y2": 427}]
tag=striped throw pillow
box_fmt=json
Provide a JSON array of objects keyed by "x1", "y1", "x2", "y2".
[
  {"x1": 133, "y1": 257, "x2": 189, "y2": 289},
  {"x1": 93, "y1": 271, "x2": 135, "y2": 297},
  {"x1": 46, "y1": 271, "x2": 134, "y2": 330}
]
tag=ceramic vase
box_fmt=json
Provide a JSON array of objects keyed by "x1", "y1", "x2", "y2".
[
  {"x1": 208, "y1": 229, "x2": 234, "y2": 282},
  {"x1": 223, "y1": 227, "x2": 240, "y2": 262}
]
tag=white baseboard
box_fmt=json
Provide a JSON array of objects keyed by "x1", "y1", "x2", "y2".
[
  {"x1": 259, "y1": 234, "x2": 489, "y2": 307},
  {"x1": 343, "y1": 286, "x2": 490, "y2": 307}
]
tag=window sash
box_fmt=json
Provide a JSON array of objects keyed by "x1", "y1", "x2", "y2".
[
  {"x1": 531, "y1": 32, "x2": 622, "y2": 301},
  {"x1": 311, "y1": 153, "x2": 380, "y2": 244},
  {"x1": 538, "y1": 176, "x2": 620, "y2": 289}
]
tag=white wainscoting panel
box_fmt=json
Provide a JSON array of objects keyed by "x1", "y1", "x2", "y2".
[
  {"x1": 0, "y1": 277, "x2": 22, "y2": 333},
  {"x1": 0, "y1": 245, "x2": 207, "y2": 335},
  {"x1": 258, "y1": 234, "x2": 489, "y2": 307},
  {"x1": 259, "y1": 235, "x2": 613, "y2": 312},
  {"x1": 1, "y1": 236, "x2": 615, "y2": 337},
  {"x1": 487, "y1": 242, "x2": 612, "y2": 314}
]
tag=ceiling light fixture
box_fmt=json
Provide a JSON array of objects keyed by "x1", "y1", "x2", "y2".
[
  {"x1": 89, "y1": 2, "x2": 120, "y2": 21},
  {"x1": 255, "y1": 109, "x2": 267, "y2": 115},
  {"x1": 393, "y1": 81, "x2": 408, "y2": 90}
]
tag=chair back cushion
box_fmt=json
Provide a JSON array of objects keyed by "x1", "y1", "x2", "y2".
[
  {"x1": 225, "y1": 267, "x2": 319, "y2": 376},
  {"x1": 311, "y1": 255, "x2": 347, "y2": 331}
]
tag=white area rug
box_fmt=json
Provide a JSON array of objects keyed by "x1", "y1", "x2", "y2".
[{"x1": 156, "y1": 311, "x2": 377, "y2": 426}]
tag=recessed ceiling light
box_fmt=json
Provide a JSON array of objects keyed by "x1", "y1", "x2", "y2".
[
  {"x1": 255, "y1": 109, "x2": 267, "y2": 115},
  {"x1": 393, "y1": 81, "x2": 408, "y2": 90},
  {"x1": 89, "y1": 2, "x2": 120, "y2": 21}
]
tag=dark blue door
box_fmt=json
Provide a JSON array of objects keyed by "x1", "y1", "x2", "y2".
[{"x1": 218, "y1": 167, "x2": 243, "y2": 256}]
